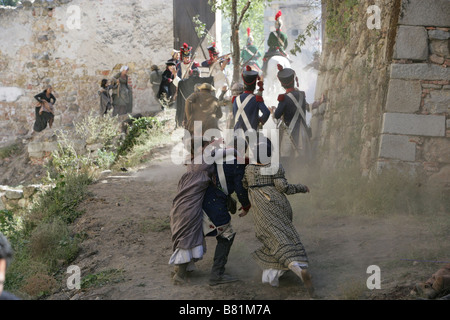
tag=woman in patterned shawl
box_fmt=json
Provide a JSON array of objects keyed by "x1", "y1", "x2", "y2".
[{"x1": 242, "y1": 139, "x2": 315, "y2": 297}]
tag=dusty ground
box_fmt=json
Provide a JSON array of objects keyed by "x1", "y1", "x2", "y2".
[{"x1": 44, "y1": 126, "x2": 449, "y2": 301}]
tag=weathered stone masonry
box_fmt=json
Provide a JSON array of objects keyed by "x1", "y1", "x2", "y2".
[
  {"x1": 0, "y1": 0, "x2": 173, "y2": 145},
  {"x1": 312, "y1": 0, "x2": 449, "y2": 189},
  {"x1": 378, "y1": 0, "x2": 449, "y2": 188}
]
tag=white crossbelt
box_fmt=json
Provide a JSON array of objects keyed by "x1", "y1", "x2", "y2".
[
  {"x1": 286, "y1": 92, "x2": 306, "y2": 135},
  {"x1": 217, "y1": 164, "x2": 229, "y2": 195},
  {"x1": 234, "y1": 94, "x2": 254, "y2": 131}
]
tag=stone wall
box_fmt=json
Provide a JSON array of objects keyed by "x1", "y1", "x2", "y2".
[
  {"x1": 0, "y1": 184, "x2": 45, "y2": 211},
  {"x1": 312, "y1": 0, "x2": 449, "y2": 189},
  {"x1": 377, "y1": 0, "x2": 449, "y2": 188},
  {"x1": 0, "y1": 0, "x2": 173, "y2": 145},
  {"x1": 312, "y1": 0, "x2": 400, "y2": 175}
]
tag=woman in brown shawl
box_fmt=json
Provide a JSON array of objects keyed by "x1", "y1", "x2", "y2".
[
  {"x1": 112, "y1": 66, "x2": 133, "y2": 116},
  {"x1": 169, "y1": 139, "x2": 223, "y2": 284},
  {"x1": 242, "y1": 140, "x2": 315, "y2": 297}
]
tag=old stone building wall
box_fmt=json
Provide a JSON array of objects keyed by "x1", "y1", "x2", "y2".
[
  {"x1": 378, "y1": 0, "x2": 449, "y2": 188},
  {"x1": 311, "y1": 0, "x2": 449, "y2": 189},
  {"x1": 0, "y1": 0, "x2": 173, "y2": 145}
]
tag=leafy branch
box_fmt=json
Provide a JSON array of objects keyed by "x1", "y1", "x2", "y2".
[{"x1": 290, "y1": 17, "x2": 320, "y2": 56}]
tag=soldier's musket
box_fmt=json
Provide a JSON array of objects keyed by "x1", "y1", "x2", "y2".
[
  {"x1": 273, "y1": 116, "x2": 302, "y2": 155},
  {"x1": 217, "y1": 53, "x2": 232, "y2": 63}
]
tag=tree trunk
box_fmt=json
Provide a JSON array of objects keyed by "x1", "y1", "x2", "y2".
[
  {"x1": 230, "y1": 0, "x2": 252, "y2": 85},
  {"x1": 231, "y1": 0, "x2": 240, "y2": 85}
]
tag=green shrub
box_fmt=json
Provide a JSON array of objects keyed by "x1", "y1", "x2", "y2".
[
  {"x1": 74, "y1": 111, "x2": 122, "y2": 150},
  {"x1": 81, "y1": 269, "x2": 125, "y2": 289},
  {"x1": 28, "y1": 218, "x2": 79, "y2": 271},
  {"x1": 0, "y1": 142, "x2": 21, "y2": 159},
  {"x1": 116, "y1": 116, "x2": 165, "y2": 158},
  {"x1": 25, "y1": 173, "x2": 91, "y2": 232}
]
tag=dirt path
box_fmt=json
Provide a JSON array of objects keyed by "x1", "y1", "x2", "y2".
[{"x1": 47, "y1": 131, "x2": 449, "y2": 301}]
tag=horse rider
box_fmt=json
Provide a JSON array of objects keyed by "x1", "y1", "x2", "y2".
[{"x1": 262, "y1": 10, "x2": 289, "y2": 75}]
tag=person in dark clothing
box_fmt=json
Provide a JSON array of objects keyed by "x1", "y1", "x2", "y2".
[
  {"x1": 262, "y1": 10, "x2": 289, "y2": 75},
  {"x1": 272, "y1": 65, "x2": 312, "y2": 168},
  {"x1": 149, "y1": 65, "x2": 163, "y2": 99},
  {"x1": 0, "y1": 233, "x2": 20, "y2": 300},
  {"x1": 202, "y1": 143, "x2": 251, "y2": 286},
  {"x1": 233, "y1": 67, "x2": 270, "y2": 135},
  {"x1": 33, "y1": 85, "x2": 56, "y2": 132},
  {"x1": 158, "y1": 60, "x2": 177, "y2": 110},
  {"x1": 98, "y1": 79, "x2": 116, "y2": 116}
]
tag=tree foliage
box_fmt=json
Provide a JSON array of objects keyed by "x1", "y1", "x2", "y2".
[
  {"x1": 208, "y1": 0, "x2": 272, "y2": 84},
  {"x1": 1, "y1": 0, "x2": 19, "y2": 6}
]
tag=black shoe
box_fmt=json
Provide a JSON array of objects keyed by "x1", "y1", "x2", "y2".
[{"x1": 209, "y1": 274, "x2": 239, "y2": 286}]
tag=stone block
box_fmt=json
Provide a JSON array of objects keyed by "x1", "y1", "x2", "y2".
[
  {"x1": 399, "y1": 0, "x2": 450, "y2": 27},
  {"x1": 382, "y1": 113, "x2": 446, "y2": 137},
  {"x1": 5, "y1": 189, "x2": 23, "y2": 200},
  {"x1": 385, "y1": 79, "x2": 422, "y2": 113},
  {"x1": 379, "y1": 134, "x2": 416, "y2": 161},
  {"x1": 394, "y1": 26, "x2": 428, "y2": 61},
  {"x1": 428, "y1": 30, "x2": 450, "y2": 40},
  {"x1": 390, "y1": 63, "x2": 450, "y2": 81},
  {"x1": 0, "y1": 195, "x2": 6, "y2": 211},
  {"x1": 423, "y1": 138, "x2": 450, "y2": 163},
  {"x1": 23, "y1": 186, "x2": 37, "y2": 199},
  {"x1": 430, "y1": 39, "x2": 450, "y2": 58},
  {"x1": 28, "y1": 141, "x2": 58, "y2": 154},
  {"x1": 424, "y1": 90, "x2": 450, "y2": 114}
]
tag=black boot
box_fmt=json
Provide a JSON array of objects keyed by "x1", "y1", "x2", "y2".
[{"x1": 209, "y1": 234, "x2": 239, "y2": 286}]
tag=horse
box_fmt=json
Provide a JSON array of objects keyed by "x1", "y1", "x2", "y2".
[{"x1": 263, "y1": 55, "x2": 291, "y2": 108}]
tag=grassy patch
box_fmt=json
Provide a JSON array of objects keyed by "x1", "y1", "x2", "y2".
[
  {"x1": 4, "y1": 173, "x2": 91, "y2": 299},
  {"x1": 0, "y1": 142, "x2": 22, "y2": 159},
  {"x1": 114, "y1": 117, "x2": 169, "y2": 169},
  {"x1": 2, "y1": 112, "x2": 171, "y2": 299},
  {"x1": 81, "y1": 269, "x2": 125, "y2": 289}
]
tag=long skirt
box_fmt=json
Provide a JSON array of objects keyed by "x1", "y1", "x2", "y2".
[
  {"x1": 249, "y1": 185, "x2": 308, "y2": 271},
  {"x1": 33, "y1": 107, "x2": 54, "y2": 132}
]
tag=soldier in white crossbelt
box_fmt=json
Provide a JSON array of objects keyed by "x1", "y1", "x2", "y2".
[
  {"x1": 271, "y1": 64, "x2": 313, "y2": 171},
  {"x1": 232, "y1": 66, "x2": 271, "y2": 148}
]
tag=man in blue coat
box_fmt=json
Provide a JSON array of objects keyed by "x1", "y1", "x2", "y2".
[
  {"x1": 202, "y1": 145, "x2": 251, "y2": 286},
  {"x1": 233, "y1": 66, "x2": 270, "y2": 133},
  {"x1": 272, "y1": 65, "x2": 312, "y2": 170}
]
